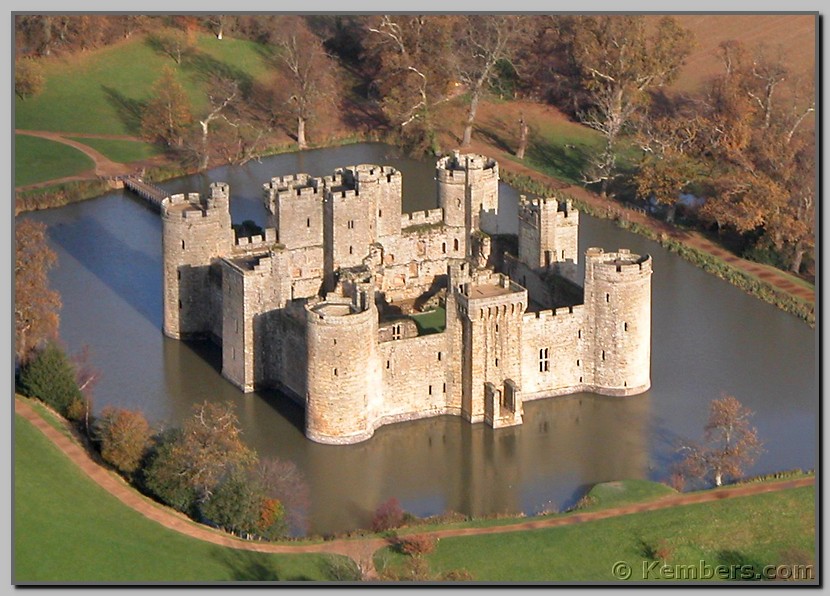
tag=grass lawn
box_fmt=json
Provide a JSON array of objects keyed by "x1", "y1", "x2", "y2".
[
  {"x1": 13, "y1": 412, "x2": 346, "y2": 582},
  {"x1": 410, "y1": 307, "x2": 446, "y2": 335},
  {"x1": 67, "y1": 137, "x2": 163, "y2": 163},
  {"x1": 15, "y1": 32, "x2": 270, "y2": 136},
  {"x1": 418, "y1": 486, "x2": 815, "y2": 582},
  {"x1": 15, "y1": 135, "x2": 95, "y2": 187}
]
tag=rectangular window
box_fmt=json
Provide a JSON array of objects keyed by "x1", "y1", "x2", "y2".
[
  {"x1": 349, "y1": 246, "x2": 353, "y2": 255},
  {"x1": 539, "y1": 348, "x2": 550, "y2": 372},
  {"x1": 386, "y1": 360, "x2": 390, "y2": 369},
  {"x1": 495, "y1": 358, "x2": 499, "y2": 367},
  {"x1": 392, "y1": 324, "x2": 402, "y2": 340},
  {"x1": 578, "y1": 329, "x2": 582, "y2": 339},
  {"x1": 428, "y1": 385, "x2": 433, "y2": 395},
  {"x1": 624, "y1": 322, "x2": 629, "y2": 332},
  {"x1": 443, "y1": 383, "x2": 447, "y2": 393},
  {"x1": 307, "y1": 217, "x2": 311, "y2": 227},
  {"x1": 602, "y1": 350, "x2": 606, "y2": 361},
  {"x1": 334, "y1": 368, "x2": 338, "y2": 376},
  {"x1": 181, "y1": 239, "x2": 186, "y2": 250},
  {"x1": 606, "y1": 293, "x2": 610, "y2": 302},
  {"x1": 437, "y1": 352, "x2": 442, "y2": 361}
]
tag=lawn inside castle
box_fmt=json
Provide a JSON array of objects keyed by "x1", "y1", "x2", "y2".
[{"x1": 161, "y1": 153, "x2": 652, "y2": 445}]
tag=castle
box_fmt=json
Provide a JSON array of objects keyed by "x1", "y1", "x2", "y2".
[{"x1": 161, "y1": 153, "x2": 652, "y2": 445}]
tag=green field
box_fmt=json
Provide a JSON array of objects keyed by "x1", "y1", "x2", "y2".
[
  {"x1": 419, "y1": 488, "x2": 814, "y2": 581},
  {"x1": 15, "y1": 33, "x2": 271, "y2": 136},
  {"x1": 13, "y1": 411, "x2": 345, "y2": 582},
  {"x1": 67, "y1": 137, "x2": 163, "y2": 163},
  {"x1": 15, "y1": 134, "x2": 95, "y2": 187}
]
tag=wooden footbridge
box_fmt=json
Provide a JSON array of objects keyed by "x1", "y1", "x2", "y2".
[{"x1": 118, "y1": 175, "x2": 168, "y2": 212}]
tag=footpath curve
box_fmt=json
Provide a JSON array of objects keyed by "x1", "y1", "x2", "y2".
[{"x1": 15, "y1": 398, "x2": 815, "y2": 581}]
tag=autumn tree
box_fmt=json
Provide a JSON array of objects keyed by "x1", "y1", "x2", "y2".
[
  {"x1": 15, "y1": 57, "x2": 45, "y2": 99},
  {"x1": 270, "y1": 17, "x2": 338, "y2": 150},
  {"x1": 143, "y1": 401, "x2": 256, "y2": 514},
  {"x1": 15, "y1": 219, "x2": 60, "y2": 364},
  {"x1": 95, "y1": 407, "x2": 153, "y2": 477},
  {"x1": 676, "y1": 395, "x2": 763, "y2": 488},
  {"x1": 452, "y1": 15, "x2": 527, "y2": 148},
  {"x1": 697, "y1": 41, "x2": 815, "y2": 273},
  {"x1": 364, "y1": 15, "x2": 455, "y2": 153},
  {"x1": 140, "y1": 66, "x2": 193, "y2": 149},
  {"x1": 565, "y1": 16, "x2": 693, "y2": 196},
  {"x1": 633, "y1": 102, "x2": 709, "y2": 222}
]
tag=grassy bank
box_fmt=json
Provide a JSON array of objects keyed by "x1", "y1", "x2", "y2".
[
  {"x1": 375, "y1": 478, "x2": 814, "y2": 582},
  {"x1": 15, "y1": 135, "x2": 95, "y2": 186},
  {"x1": 13, "y1": 409, "x2": 348, "y2": 582}
]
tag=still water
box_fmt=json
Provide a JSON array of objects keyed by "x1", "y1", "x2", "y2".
[{"x1": 24, "y1": 143, "x2": 817, "y2": 535}]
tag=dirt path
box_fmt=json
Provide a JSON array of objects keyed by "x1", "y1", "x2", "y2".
[{"x1": 15, "y1": 397, "x2": 815, "y2": 581}]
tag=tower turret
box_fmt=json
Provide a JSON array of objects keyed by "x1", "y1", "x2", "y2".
[
  {"x1": 304, "y1": 290, "x2": 380, "y2": 444},
  {"x1": 161, "y1": 182, "x2": 233, "y2": 339},
  {"x1": 436, "y1": 152, "x2": 500, "y2": 247},
  {"x1": 583, "y1": 248, "x2": 652, "y2": 395}
]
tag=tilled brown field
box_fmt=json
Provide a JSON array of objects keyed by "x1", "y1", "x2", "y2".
[{"x1": 664, "y1": 14, "x2": 817, "y2": 92}]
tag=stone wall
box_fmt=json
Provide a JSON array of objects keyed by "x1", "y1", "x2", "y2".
[{"x1": 520, "y1": 306, "x2": 586, "y2": 399}]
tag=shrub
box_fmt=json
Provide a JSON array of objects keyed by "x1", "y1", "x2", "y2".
[
  {"x1": 17, "y1": 343, "x2": 83, "y2": 417},
  {"x1": 372, "y1": 497, "x2": 405, "y2": 532},
  {"x1": 94, "y1": 407, "x2": 153, "y2": 476},
  {"x1": 396, "y1": 534, "x2": 436, "y2": 557}
]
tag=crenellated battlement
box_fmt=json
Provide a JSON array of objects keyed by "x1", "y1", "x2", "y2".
[
  {"x1": 436, "y1": 152, "x2": 499, "y2": 184},
  {"x1": 524, "y1": 304, "x2": 586, "y2": 321},
  {"x1": 587, "y1": 248, "x2": 652, "y2": 278},
  {"x1": 401, "y1": 208, "x2": 444, "y2": 228},
  {"x1": 233, "y1": 227, "x2": 278, "y2": 248}
]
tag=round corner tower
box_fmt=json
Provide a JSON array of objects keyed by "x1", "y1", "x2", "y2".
[
  {"x1": 584, "y1": 247, "x2": 652, "y2": 396},
  {"x1": 436, "y1": 152, "x2": 499, "y2": 239},
  {"x1": 304, "y1": 296, "x2": 380, "y2": 444},
  {"x1": 161, "y1": 181, "x2": 233, "y2": 339}
]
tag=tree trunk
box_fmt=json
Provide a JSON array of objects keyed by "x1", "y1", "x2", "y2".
[
  {"x1": 516, "y1": 115, "x2": 528, "y2": 160},
  {"x1": 297, "y1": 116, "x2": 307, "y2": 150},
  {"x1": 461, "y1": 85, "x2": 481, "y2": 148},
  {"x1": 790, "y1": 240, "x2": 805, "y2": 274},
  {"x1": 666, "y1": 202, "x2": 677, "y2": 224},
  {"x1": 199, "y1": 120, "x2": 210, "y2": 170}
]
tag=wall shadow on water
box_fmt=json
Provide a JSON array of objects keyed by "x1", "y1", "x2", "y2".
[{"x1": 44, "y1": 200, "x2": 163, "y2": 329}]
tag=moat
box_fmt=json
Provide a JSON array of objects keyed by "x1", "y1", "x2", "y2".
[{"x1": 24, "y1": 143, "x2": 817, "y2": 536}]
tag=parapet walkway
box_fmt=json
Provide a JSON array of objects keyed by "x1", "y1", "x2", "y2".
[{"x1": 14, "y1": 397, "x2": 814, "y2": 582}]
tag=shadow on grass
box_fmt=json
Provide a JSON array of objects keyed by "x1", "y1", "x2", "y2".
[
  {"x1": 185, "y1": 51, "x2": 254, "y2": 94},
  {"x1": 211, "y1": 548, "x2": 316, "y2": 581},
  {"x1": 525, "y1": 137, "x2": 590, "y2": 185},
  {"x1": 715, "y1": 550, "x2": 768, "y2": 581},
  {"x1": 101, "y1": 86, "x2": 146, "y2": 135}
]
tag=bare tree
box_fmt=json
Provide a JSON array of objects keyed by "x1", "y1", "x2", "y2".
[
  {"x1": 676, "y1": 394, "x2": 763, "y2": 487},
  {"x1": 197, "y1": 75, "x2": 240, "y2": 170},
  {"x1": 453, "y1": 15, "x2": 526, "y2": 148},
  {"x1": 566, "y1": 16, "x2": 693, "y2": 197},
  {"x1": 271, "y1": 17, "x2": 337, "y2": 150},
  {"x1": 364, "y1": 15, "x2": 455, "y2": 152}
]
